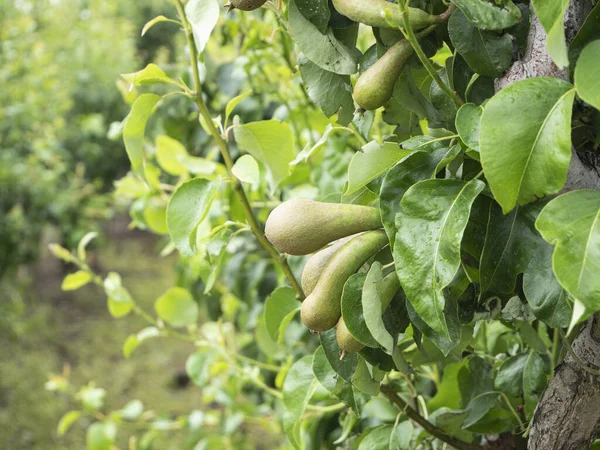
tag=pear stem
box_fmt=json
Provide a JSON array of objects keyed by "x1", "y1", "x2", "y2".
[{"x1": 172, "y1": 0, "x2": 305, "y2": 300}]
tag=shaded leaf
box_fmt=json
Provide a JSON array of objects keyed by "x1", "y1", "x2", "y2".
[{"x1": 454, "y1": 0, "x2": 521, "y2": 30}]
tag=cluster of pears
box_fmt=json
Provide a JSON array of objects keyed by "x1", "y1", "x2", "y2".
[{"x1": 265, "y1": 199, "x2": 399, "y2": 354}]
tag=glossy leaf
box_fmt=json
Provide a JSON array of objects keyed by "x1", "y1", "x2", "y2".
[
  {"x1": 568, "y1": 2, "x2": 600, "y2": 73},
  {"x1": 294, "y1": 0, "x2": 330, "y2": 34},
  {"x1": 166, "y1": 178, "x2": 220, "y2": 256},
  {"x1": 479, "y1": 201, "x2": 545, "y2": 299},
  {"x1": 123, "y1": 93, "x2": 161, "y2": 176},
  {"x1": 523, "y1": 351, "x2": 547, "y2": 418},
  {"x1": 185, "y1": 0, "x2": 219, "y2": 54},
  {"x1": 362, "y1": 262, "x2": 394, "y2": 352},
  {"x1": 346, "y1": 141, "x2": 412, "y2": 195},
  {"x1": 575, "y1": 40, "x2": 600, "y2": 111},
  {"x1": 536, "y1": 190, "x2": 600, "y2": 312},
  {"x1": 283, "y1": 355, "x2": 318, "y2": 416},
  {"x1": 394, "y1": 178, "x2": 485, "y2": 336},
  {"x1": 154, "y1": 287, "x2": 198, "y2": 328},
  {"x1": 523, "y1": 242, "x2": 571, "y2": 328},
  {"x1": 288, "y1": 0, "x2": 357, "y2": 75},
  {"x1": 320, "y1": 329, "x2": 358, "y2": 382},
  {"x1": 233, "y1": 120, "x2": 295, "y2": 192},
  {"x1": 494, "y1": 353, "x2": 527, "y2": 397},
  {"x1": 532, "y1": 0, "x2": 569, "y2": 68},
  {"x1": 341, "y1": 273, "x2": 378, "y2": 348},
  {"x1": 456, "y1": 103, "x2": 482, "y2": 152},
  {"x1": 449, "y1": 10, "x2": 513, "y2": 78},
  {"x1": 379, "y1": 143, "x2": 449, "y2": 248},
  {"x1": 480, "y1": 78, "x2": 575, "y2": 213},
  {"x1": 453, "y1": 0, "x2": 521, "y2": 30},
  {"x1": 298, "y1": 55, "x2": 354, "y2": 126},
  {"x1": 264, "y1": 287, "x2": 299, "y2": 342}
]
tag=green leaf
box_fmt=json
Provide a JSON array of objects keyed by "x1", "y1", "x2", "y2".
[
  {"x1": 231, "y1": 154, "x2": 260, "y2": 185},
  {"x1": 536, "y1": 190, "x2": 600, "y2": 312},
  {"x1": 568, "y1": 2, "x2": 600, "y2": 74},
  {"x1": 141, "y1": 15, "x2": 180, "y2": 36},
  {"x1": 143, "y1": 197, "x2": 168, "y2": 235},
  {"x1": 62, "y1": 271, "x2": 93, "y2": 291},
  {"x1": 156, "y1": 135, "x2": 189, "y2": 176},
  {"x1": 106, "y1": 273, "x2": 134, "y2": 318},
  {"x1": 351, "y1": 356, "x2": 379, "y2": 396},
  {"x1": 341, "y1": 273, "x2": 378, "y2": 348},
  {"x1": 185, "y1": 0, "x2": 219, "y2": 54},
  {"x1": 86, "y1": 422, "x2": 116, "y2": 450},
  {"x1": 123, "y1": 93, "x2": 161, "y2": 176},
  {"x1": 288, "y1": 0, "x2": 358, "y2": 75},
  {"x1": 575, "y1": 40, "x2": 600, "y2": 110},
  {"x1": 428, "y1": 361, "x2": 464, "y2": 412},
  {"x1": 283, "y1": 355, "x2": 318, "y2": 417},
  {"x1": 346, "y1": 141, "x2": 412, "y2": 195},
  {"x1": 320, "y1": 328, "x2": 358, "y2": 382},
  {"x1": 166, "y1": 178, "x2": 220, "y2": 256},
  {"x1": 494, "y1": 353, "x2": 527, "y2": 397},
  {"x1": 362, "y1": 262, "x2": 394, "y2": 352},
  {"x1": 298, "y1": 55, "x2": 354, "y2": 126},
  {"x1": 121, "y1": 63, "x2": 180, "y2": 87},
  {"x1": 57, "y1": 410, "x2": 81, "y2": 436},
  {"x1": 394, "y1": 178, "x2": 485, "y2": 337},
  {"x1": 463, "y1": 392, "x2": 499, "y2": 428},
  {"x1": 532, "y1": 0, "x2": 569, "y2": 68},
  {"x1": 449, "y1": 10, "x2": 513, "y2": 78},
  {"x1": 480, "y1": 78, "x2": 575, "y2": 213},
  {"x1": 122, "y1": 327, "x2": 160, "y2": 359},
  {"x1": 379, "y1": 142, "x2": 449, "y2": 248},
  {"x1": 154, "y1": 287, "x2": 198, "y2": 328},
  {"x1": 390, "y1": 420, "x2": 413, "y2": 449},
  {"x1": 358, "y1": 425, "x2": 393, "y2": 450},
  {"x1": 453, "y1": 0, "x2": 521, "y2": 30},
  {"x1": 48, "y1": 243, "x2": 74, "y2": 263},
  {"x1": 186, "y1": 348, "x2": 218, "y2": 385},
  {"x1": 294, "y1": 0, "x2": 330, "y2": 34},
  {"x1": 455, "y1": 103, "x2": 482, "y2": 152},
  {"x1": 225, "y1": 90, "x2": 252, "y2": 127},
  {"x1": 523, "y1": 351, "x2": 547, "y2": 419},
  {"x1": 120, "y1": 399, "x2": 144, "y2": 420},
  {"x1": 264, "y1": 287, "x2": 299, "y2": 341},
  {"x1": 479, "y1": 201, "x2": 545, "y2": 299},
  {"x1": 233, "y1": 120, "x2": 295, "y2": 192},
  {"x1": 77, "y1": 232, "x2": 98, "y2": 262},
  {"x1": 523, "y1": 242, "x2": 571, "y2": 328}
]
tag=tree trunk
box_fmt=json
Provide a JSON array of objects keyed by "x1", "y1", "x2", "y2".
[{"x1": 492, "y1": 1, "x2": 600, "y2": 449}]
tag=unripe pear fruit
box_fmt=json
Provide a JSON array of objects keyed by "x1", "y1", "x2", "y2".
[
  {"x1": 265, "y1": 199, "x2": 382, "y2": 256},
  {"x1": 354, "y1": 39, "x2": 413, "y2": 111},
  {"x1": 301, "y1": 230, "x2": 388, "y2": 332},
  {"x1": 301, "y1": 236, "x2": 355, "y2": 295},
  {"x1": 336, "y1": 271, "x2": 400, "y2": 353},
  {"x1": 331, "y1": 0, "x2": 438, "y2": 30},
  {"x1": 227, "y1": 0, "x2": 267, "y2": 11}
]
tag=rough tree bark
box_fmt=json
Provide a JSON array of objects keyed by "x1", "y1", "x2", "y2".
[{"x1": 492, "y1": 2, "x2": 600, "y2": 449}]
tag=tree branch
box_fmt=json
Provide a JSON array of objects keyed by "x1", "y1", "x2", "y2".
[
  {"x1": 172, "y1": 0, "x2": 305, "y2": 299},
  {"x1": 381, "y1": 384, "x2": 484, "y2": 450}
]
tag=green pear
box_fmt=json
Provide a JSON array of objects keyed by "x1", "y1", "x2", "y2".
[
  {"x1": 265, "y1": 199, "x2": 382, "y2": 256},
  {"x1": 331, "y1": 0, "x2": 438, "y2": 29},
  {"x1": 354, "y1": 39, "x2": 413, "y2": 111},
  {"x1": 300, "y1": 230, "x2": 388, "y2": 332},
  {"x1": 228, "y1": 0, "x2": 267, "y2": 11},
  {"x1": 336, "y1": 271, "x2": 400, "y2": 353},
  {"x1": 301, "y1": 236, "x2": 355, "y2": 295}
]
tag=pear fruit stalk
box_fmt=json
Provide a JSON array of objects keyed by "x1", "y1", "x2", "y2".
[
  {"x1": 336, "y1": 271, "x2": 400, "y2": 353},
  {"x1": 301, "y1": 230, "x2": 388, "y2": 332},
  {"x1": 265, "y1": 199, "x2": 382, "y2": 255}
]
